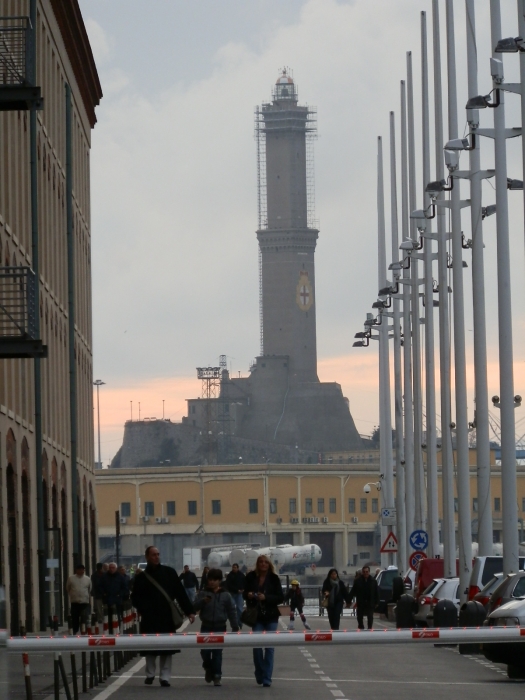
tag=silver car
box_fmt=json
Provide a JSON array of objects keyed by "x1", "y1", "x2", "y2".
[
  {"x1": 414, "y1": 577, "x2": 459, "y2": 627},
  {"x1": 486, "y1": 571, "x2": 525, "y2": 616},
  {"x1": 484, "y1": 597, "x2": 525, "y2": 678}
]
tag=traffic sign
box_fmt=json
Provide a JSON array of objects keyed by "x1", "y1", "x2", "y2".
[
  {"x1": 381, "y1": 507, "x2": 397, "y2": 526},
  {"x1": 409, "y1": 529, "x2": 429, "y2": 550},
  {"x1": 380, "y1": 531, "x2": 398, "y2": 553},
  {"x1": 409, "y1": 550, "x2": 427, "y2": 571}
]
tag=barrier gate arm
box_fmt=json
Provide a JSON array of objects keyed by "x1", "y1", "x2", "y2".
[{"x1": 6, "y1": 627, "x2": 525, "y2": 652}]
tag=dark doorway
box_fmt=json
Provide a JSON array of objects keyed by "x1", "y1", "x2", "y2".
[
  {"x1": 21, "y1": 471, "x2": 33, "y2": 632},
  {"x1": 6, "y1": 464, "x2": 19, "y2": 635},
  {"x1": 275, "y1": 532, "x2": 294, "y2": 546},
  {"x1": 308, "y1": 532, "x2": 335, "y2": 567}
]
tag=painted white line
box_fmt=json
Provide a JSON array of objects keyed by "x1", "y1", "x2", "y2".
[
  {"x1": 330, "y1": 692, "x2": 345, "y2": 698},
  {"x1": 89, "y1": 657, "x2": 145, "y2": 700},
  {"x1": 314, "y1": 670, "x2": 325, "y2": 674},
  {"x1": 310, "y1": 664, "x2": 320, "y2": 668},
  {"x1": 320, "y1": 676, "x2": 332, "y2": 681},
  {"x1": 326, "y1": 683, "x2": 338, "y2": 688}
]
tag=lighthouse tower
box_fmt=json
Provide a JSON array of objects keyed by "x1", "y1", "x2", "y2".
[{"x1": 257, "y1": 70, "x2": 319, "y2": 383}]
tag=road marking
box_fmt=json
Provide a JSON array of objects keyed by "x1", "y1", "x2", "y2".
[
  {"x1": 89, "y1": 657, "x2": 145, "y2": 700},
  {"x1": 326, "y1": 683, "x2": 338, "y2": 688},
  {"x1": 314, "y1": 670, "x2": 325, "y2": 674},
  {"x1": 310, "y1": 663, "x2": 320, "y2": 668},
  {"x1": 330, "y1": 692, "x2": 345, "y2": 698}
]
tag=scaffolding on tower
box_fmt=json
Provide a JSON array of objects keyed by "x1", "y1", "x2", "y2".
[{"x1": 196, "y1": 366, "x2": 221, "y2": 465}]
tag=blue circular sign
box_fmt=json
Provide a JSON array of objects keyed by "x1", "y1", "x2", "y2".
[{"x1": 409, "y1": 529, "x2": 429, "y2": 550}]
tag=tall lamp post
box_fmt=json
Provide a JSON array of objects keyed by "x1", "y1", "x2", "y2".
[{"x1": 93, "y1": 380, "x2": 105, "y2": 469}]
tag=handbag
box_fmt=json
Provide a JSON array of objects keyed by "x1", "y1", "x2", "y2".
[
  {"x1": 241, "y1": 605, "x2": 259, "y2": 628},
  {"x1": 321, "y1": 597, "x2": 329, "y2": 609},
  {"x1": 144, "y1": 572, "x2": 185, "y2": 630}
]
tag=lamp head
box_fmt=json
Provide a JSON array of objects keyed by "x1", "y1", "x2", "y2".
[
  {"x1": 495, "y1": 36, "x2": 525, "y2": 53},
  {"x1": 445, "y1": 138, "x2": 470, "y2": 151},
  {"x1": 482, "y1": 204, "x2": 496, "y2": 220},
  {"x1": 465, "y1": 94, "x2": 492, "y2": 109},
  {"x1": 372, "y1": 300, "x2": 385, "y2": 309},
  {"x1": 507, "y1": 178, "x2": 524, "y2": 191},
  {"x1": 399, "y1": 238, "x2": 416, "y2": 251},
  {"x1": 378, "y1": 285, "x2": 392, "y2": 296},
  {"x1": 425, "y1": 179, "x2": 447, "y2": 195}
]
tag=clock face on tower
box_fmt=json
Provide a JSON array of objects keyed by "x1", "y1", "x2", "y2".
[{"x1": 296, "y1": 270, "x2": 313, "y2": 311}]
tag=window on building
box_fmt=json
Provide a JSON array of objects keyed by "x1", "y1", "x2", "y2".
[
  {"x1": 144, "y1": 501, "x2": 154, "y2": 516},
  {"x1": 359, "y1": 551, "x2": 371, "y2": 560},
  {"x1": 329, "y1": 498, "x2": 336, "y2": 514},
  {"x1": 188, "y1": 500, "x2": 197, "y2": 516},
  {"x1": 270, "y1": 498, "x2": 277, "y2": 514},
  {"x1": 454, "y1": 498, "x2": 458, "y2": 513},
  {"x1": 249, "y1": 499, "x2": 258, "y2": 514},
  {"x1": 372, "y1": 498, "x2": 378, "y2": 513},
  {"x1": 305, "y1": 498, "x2": 313, "y2": 514},
  {"x1": 493, "y1": 530, "x2": 501, "y2": 543},
  {"x1": 494, "y1": 497, "x2": 501, "y2": 512},
  {"x1": 357, "y1": 532, "x2": 374, "y2": 546},
  {"x1": 289, "y1": 498, "x2": 297, "y2": 514},
  {"x1": 120, "y1": 502, "x2": 131, "y2": 517},
  {"x1": 360, "y1": 498, "x2": 368, "y2": 513},
  {"x1": 317, "y1": 498, "x2": 325, "y2": 513},
  {"x1": 212, "y1": 500, "x2": 221, "y2": 515},
  {"x1": 348, "y1": 498, "x2": 356, "y2": 513},
  {"x1": 166, "y1": 501, "x2": 175, "y2": 516},
  {"x1": 473, "y1": 497, "x2": 478, "y2": 513}
]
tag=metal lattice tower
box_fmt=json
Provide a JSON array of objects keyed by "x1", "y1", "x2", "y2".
[{"x1": 196, "y1": 366, "x2": 221, "y2": 465}]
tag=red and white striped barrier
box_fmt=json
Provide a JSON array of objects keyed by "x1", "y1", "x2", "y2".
[{"x1": 6, "y1": 626, "x2": 525, "y2": 652}]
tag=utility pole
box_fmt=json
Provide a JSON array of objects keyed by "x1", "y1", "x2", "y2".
[{"x1": 94, "y1": 380, "x2": 105, "y2": 469}]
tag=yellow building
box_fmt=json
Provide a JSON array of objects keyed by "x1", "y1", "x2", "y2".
[
  {"x1": 96, "y1": 458, "x2": 525, "y2": 572},
  {"x1": 0, "y1": 0, "x2": 101, "y2": 633}
]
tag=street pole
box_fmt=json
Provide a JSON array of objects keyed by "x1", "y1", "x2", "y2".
[
  {"x1": 407, "y1": 51, "x2": 427, "y2": 533},
  {"x1": 390, "y1": 111, "x2": 406, "y2": 573},
  {"x1": 445, "y1": 0, "x2": 473, "y2": 601},
  {"x1": 378, "y1": 136, "x2": 395, "y2": 568},
  {"x1": 519, "y1": 0, "x2": 525, "y2": 269},
  {"x1": 432, "y1": 0, "x2": 456, "y2": 577},
  {"x1": 490, "y1": 0, "x2": 519, "y2": 575},
  {"x1": 465, "y1": 0, "x2": 493, "y2": 558},
  {"x1": 400, "y1": 79, "x2": 416, "y2": 544},
  {"x1": 94, "y1": 380, "x2": 105, "y2": 469},
  {"x1": 421, "y1": 12, "x2": 439, "y2": 557}
]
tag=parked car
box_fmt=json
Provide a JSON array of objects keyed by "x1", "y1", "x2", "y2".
[
  {"x1": 414, "y1": 559, "x2": 460, "y2": 598},
  {"x1": 375, "y1": 566, "x2": 399, "y2": 613},
  {"x1": 468, "y1": 556, "x2": 525, "y2": 600},
  {"x1": 472, "y1": 573, "x2": 503, "y2": 613},
  {"x1": 414, "y1": 578, "x2": 459, "y2": 627},
  {"x1": 486, "y1": 571, "x2": 525, "y2": 616},
  {"x1": 484, "y1": 598, "x2": 525, "y2": 678},
  {"x1": 403, "y1": 569, "x2": 416, "y2": 591}
]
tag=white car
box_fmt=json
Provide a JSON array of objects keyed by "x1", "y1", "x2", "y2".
[
  {"x1": 414, "y1": 577, "x2": 459, "y2": 627},
  {"x1": 484, "y1": 598, "x2": 525, "y2": 678}
]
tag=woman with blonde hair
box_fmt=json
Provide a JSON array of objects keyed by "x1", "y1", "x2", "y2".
[{"x1": 243, "y1": 554, "x2": 284, "y2": 687}]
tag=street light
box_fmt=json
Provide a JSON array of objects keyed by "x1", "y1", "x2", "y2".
[
  {"x1": 465, "y1": 90, "x2": 501, "y2": 109},
  {"x1": 495, "y1": 36, "x2": 525, "y2": 53},
  {"x1": 93, "y1": 379, "x2": 106, "y2": 469}
]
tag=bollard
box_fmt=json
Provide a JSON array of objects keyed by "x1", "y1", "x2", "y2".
[
  {"x1": 433, "y1": 599, "x2": 458, "y2": 647},
  {"x1": 67, "y1": 615, "x2": 79, "y2": 700},
  {"x1": 395, "y1": 594, "x2": 417, "y2": 629},
  {"x1": 53, "y1": 616, "x2": 59, "y2": 633},
  {"x1": 458, "y1": 600, "x2": 487, "y2": 655},
  {"x1": 392, "y1": 576, "x2": 405, "y2": 604},
  {"x1": 94, "y1": 618, "x2": 104, "y2": 682},
  {"x1": 22, "y1": 652, "x2": 33, "y2": 700},
  {"x1": 89, "y1": 614, "x2": 98, "y2": 687},
  {"x1": 80, "y1": 621, "x2": 87, "y2": 693},
  {"x1": 55, "y1": 653, "x2": 72, "y2": 700},
  {"x1": 103, "y1": 606, "x2": 111, "y2": 678}
]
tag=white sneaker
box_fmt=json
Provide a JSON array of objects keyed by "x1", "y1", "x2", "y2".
[
  {"x1": 304, "y1": 622, "x2": 311, "y2": 630},
  {"x1": 288, "y1": 623, "x2": 294, "y2": 630}
]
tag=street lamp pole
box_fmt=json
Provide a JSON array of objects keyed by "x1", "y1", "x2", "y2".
[
  {"x1": 465, "y1": 0, "x2": 493, "y2": 558},
  {"x1": 432, "y1": 0, "x2": 456, "y2": 577},
  {"x1": 445, "y1": 0, "x2": 473, "y2": 601},
  {"x1": 93, "y1": 380, "x2": 105, "y2": 469},
  {"x1": 490, "y1": 0, "x2": 519, "y2": 575}
]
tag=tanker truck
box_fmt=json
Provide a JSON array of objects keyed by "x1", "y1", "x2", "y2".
[
  {"x1": 244, "y1": 544, "x2": 322, "y2": 573},
  {"x1": 207, "y1": 549, "x2": 233, "y2": 568}
]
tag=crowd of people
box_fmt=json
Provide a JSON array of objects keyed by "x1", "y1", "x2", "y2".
[{"x1": 66, "y1": 550, "x2": 380, "y2": 688}]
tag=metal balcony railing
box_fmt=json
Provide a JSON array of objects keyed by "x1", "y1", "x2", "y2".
[
  {"x1": 0, "y1": 266, "x2": 45, "y2": 357},
  {"x1": 0, "y1": 16, "x2": 30, "y2": 86}
]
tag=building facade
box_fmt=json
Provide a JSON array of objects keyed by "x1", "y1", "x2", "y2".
[
  {"x1": 96, "y1": 457, "x2": 525, "y2": 573},
  {"x1": 0, "y1": 0, "x2": 101, "y2": 633}
]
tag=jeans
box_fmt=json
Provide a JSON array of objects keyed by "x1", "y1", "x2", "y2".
[
  {"x1": 327, "y1": 603, "x2": 343, "y2": 630},
  {"x1": 356, "y1": 605, "x2": 374, "y2": 630},
  {"x1": 70, "y1": 603, "x2": 90, "y2": 634},
  {"x1": 252, "y1": 619, "x2": 278, "y2": 685},
  {"x1": 200, "y1": 625, "x2": 225, "y2": 678},
  {"x1": 231, "y1": 592, "x2": 244, "y2": 627},
  {"x1": 184, "y1": 587, "x2": 196, "y2": 603}
]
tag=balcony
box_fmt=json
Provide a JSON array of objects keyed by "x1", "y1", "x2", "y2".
[
  {"x1": 0, "y1": 16, "x2": 42, "y2": 110},
  {"x1": 0, "y1": 266, "x2": 46, "y2": 358}
]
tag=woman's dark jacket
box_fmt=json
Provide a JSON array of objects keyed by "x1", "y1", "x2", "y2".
[
  {"x1": 131, "y1": 564, "x2": 194, "y2": 634},
  {"x1": 101, "y1": 571, "x2": 128, "y2": 607},
  {"x1": 322, "y1": 578, "x2": 349, "y2": 608},
  {"x1": 243, "y1": 570, "x2": 284, "y2": 622}
]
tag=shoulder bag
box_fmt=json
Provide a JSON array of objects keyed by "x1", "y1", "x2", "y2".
[
  {"x1": 144, "y1": 572, "x2": 185, "y2": 630},
  {"x1": 241, "y1": 604, "x2": 259, "y2": 627}
]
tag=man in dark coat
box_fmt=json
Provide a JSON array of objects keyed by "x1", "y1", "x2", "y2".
[
  {"x1": 100, "y1": 562, "x2": 128, "y2": 630},
  {"x1": 349, "y1": 565, "x2": 380, "y2": 630},
  {"x1": 179, "y1": 564, "x2": 199, "y2": 602},
  {"x1": 132, "y1": 546, "x2": 195, "y2": 687},
  {"x1": 225, "y1": 563, "x2": 246, "y2": 629}
]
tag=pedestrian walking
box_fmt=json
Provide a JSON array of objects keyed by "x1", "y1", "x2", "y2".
[
  {"x1": 118, "y1": 565, "x2": 131, "y2": 599},
  {"x1": 349, "y1": 565, "x2": 379, "y2": 630},
  {"x1": 225, "y1": 562, "x2": 246, "y2": 629},
  {"x1": 179, "y1": 564, "x2": 199, "y2": 602},
  {"x1": 200, "y1": 566, "x2": 210, "y2": 590},
  {"x1": 244, "y1": 554, "x2": 284, "y2": 687},
  {"x1": 90, "y1": 563, "x2": 105, "y2": 625},
  {"x1": 66, "y1": 563, "x2": 91, "y2": 634},
  {"x1": 101, "y1": 562, "x2": 128, "y2": 630},
  {"x1": 194, "y1": 568, "x2": 239, "y2": 686},
  {"x1": 131, "y1": 546, "x2": 195, "y2": 687},
  {"x1": 322, "y1": 568, "x2": 350, "y2": 631},
  {"x1": 286, "y1": 580, "x2": 311, "y2": 630}
]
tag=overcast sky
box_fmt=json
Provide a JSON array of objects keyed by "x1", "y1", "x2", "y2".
[{"x1": 78, "y1": 0, "x2": 525, "y2": 464}]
